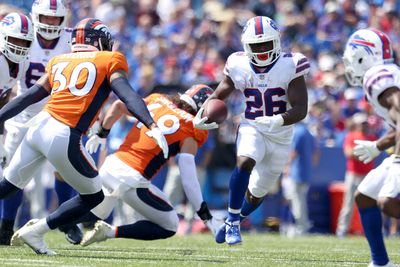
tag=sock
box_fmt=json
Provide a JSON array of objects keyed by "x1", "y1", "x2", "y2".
[
  {"x1": 46, "y1": 191, "x2": 104, "y2": 230},
  {"x1": 116, "y1": 221, "x2": 175, "y2": 240},
  {"x1": 55, "y1": 179, "x2": 76, "y2": 205},
  {"x1": 227, "y1": 167, "x2": 251, "y2": 222},
  {"x1": 1, "y1": 190, "x2": 23, "y2": 222},
  {"x1": 239, "y1": 197, "x2": 263, "y2": 223},
  {"x1": 359, "y1": 206, "x2": 389, "y2": 266}
]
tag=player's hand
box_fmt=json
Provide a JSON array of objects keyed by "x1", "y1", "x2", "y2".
[
  {"x1": 85, "y1": 134, "x2": 107, "y2": 154},
  {"x1": 205, "y1": 216, "x2": 224, "y2": 236},
  {"x1": 147, "y1": 127, "x2": 169, "y2": 159},
  {"x1": 353, "y1": 140, "x2": 380, "y2": 164},
  {"x1": 193, "y1": 107, "x2": 218, "y2": 130},
  {"x1": 0, "y1": 135, "x2": 8, "y2": 166},
  {"x1": 254, "y1": 114, "x2": 284, "y2": 131}
]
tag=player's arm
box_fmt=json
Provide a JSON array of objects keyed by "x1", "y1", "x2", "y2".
[
  {"x1": 282, "y1": 76, "x2": 308, "y2": 125},
  {"x1": 380, "y1": 87, "x2": 400, "y2": 155},
  {"x1": 178, "y1": 137, "x2": 215, "y2": 224},
  {"x1": 109, "y1": 70, "x2": 168, "y2": 158},
  {"x1": 0, "y1": 90, "x2": 12, "y2": 135},
  {"x1": 109, "y1": 70, "x2": 155, "y2": 129},
  {"x1": 0, "y1": 74, "x2": 50, "y2": 124}
]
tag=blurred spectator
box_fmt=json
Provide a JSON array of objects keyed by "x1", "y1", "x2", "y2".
[
  {"x1": 283, "y1": 120, "x2": 319, "y2": 236},
  {"x1": 336, "y1": 112, "x2": 377, "y2": 237}
]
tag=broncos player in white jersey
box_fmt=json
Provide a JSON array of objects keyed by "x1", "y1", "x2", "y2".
[
  {"x1": 342, "y1": 28, "x2": 400, "y2": 267},
  {"x1": 0, "y1": 0, "x2": 81, "y2": 246},
  {"x1": 0, "y1": 13, "x2": 33, "y2": 167},
  {"x1": 193, "y1": 16, "x2": 309, "y2": 245}
]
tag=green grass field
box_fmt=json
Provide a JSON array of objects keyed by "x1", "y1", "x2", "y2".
[{"x1": 0, "y1": 231, "x2": 399, "y2": 267}]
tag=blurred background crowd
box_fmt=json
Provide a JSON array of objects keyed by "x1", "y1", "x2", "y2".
[{"x1": 1, "y1": 0, "x2": 399, "y2": 236}]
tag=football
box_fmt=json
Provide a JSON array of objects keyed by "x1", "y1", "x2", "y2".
[{"x1": 202, "y1": 99, "x2": 228, "y2": 124}]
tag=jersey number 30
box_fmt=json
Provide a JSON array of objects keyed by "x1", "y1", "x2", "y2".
[{"x1": 51, "y1": 61, "x2": 97, "y2": 96}]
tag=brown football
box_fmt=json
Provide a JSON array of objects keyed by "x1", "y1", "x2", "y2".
[{"x1": 202, "y1": 99, "x2": 228, "y2": 124}]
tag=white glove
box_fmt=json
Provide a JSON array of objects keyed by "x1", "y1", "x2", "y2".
[
  {"x1": 353, "y1": 140, "x2": 380, "y2": 164},
  {"x1": 193, "y1": 107, "x2": 218, "y2": 130},
  {"x1": 205, "y1": 216, "x2": 224, "y2": 236},
  {"x1": 0, "y1": 135, "x2": 8, "y2": 166},
  {"x1": 147, "y1": 127, "x2": 169, "y2": 159},
  {"x1": 254, "y1": 114, "x2": 284, "y2": 131},
  {"x1": 85, "y1": 134, "x2": 107, "y2": 154}
]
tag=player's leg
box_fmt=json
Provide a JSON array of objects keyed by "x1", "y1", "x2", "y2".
[
  {"x1": 0, "y1": 132, "x2": 46, "y2": 245},
  {"x1": 12, "y1": 122, "x2": 104, "y2": 255},
  {"x1": 221, "y1": 124, "x2": 264, "y2": 245},
  {"x1": 356, "y1": 157, "x2": 392, "y2": 266},
  {"x1": 82, "y1": 183, "x2": 177, "y2": 246},
  {"x1": 0, "y1": 121, "x2": 28, "y2": 244}
]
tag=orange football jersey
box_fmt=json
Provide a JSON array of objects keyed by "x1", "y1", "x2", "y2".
[
  {"x1": 115, "y1": 94, "x2": 208, "y2": 179},
  {"x1": 44, "y1": 51, "x2": 128, "y2": 132}
]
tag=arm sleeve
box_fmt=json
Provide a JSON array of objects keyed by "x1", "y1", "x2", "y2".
[
  {"x1": 177, "y1": 153, "x2": 204, "y2": 211},
  {"x1": 110, "y1": 77, "x2": 154, "y2": 128},
  {"x1": 0, "y1": 83, "x2": 49, "y2": 123}
]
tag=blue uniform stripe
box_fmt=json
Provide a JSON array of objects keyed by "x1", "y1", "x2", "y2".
[{"x1": 143, "y1": 141, "x2": 180, "y2": 179}]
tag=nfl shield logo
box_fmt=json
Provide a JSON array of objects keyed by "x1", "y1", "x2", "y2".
[{"x1": 259, "y1": 75, "x2": 265, "y2": 80}]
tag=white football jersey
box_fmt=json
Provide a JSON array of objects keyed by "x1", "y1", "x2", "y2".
[
  {"x1": 0, "y1": 54, "x2": 29, "y2": 100},
  {"x1": 363, "y1": 63, "x2": 400, "y2": 128},
  {"x1": 224, "y1": 51, "x2": 310, "y2": 144},
  {"x1": 17, "y1": 28, "x2": 72, "y2": 116}
]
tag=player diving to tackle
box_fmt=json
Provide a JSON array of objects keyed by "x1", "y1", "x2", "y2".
[
  {"x1": 73, "y1": 85, "x2": 221, "y2": 245},
  {"x1": 0, "y1": 18, "x2": 168, "y2": 255}
]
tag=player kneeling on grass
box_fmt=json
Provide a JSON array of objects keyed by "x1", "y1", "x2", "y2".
[{"x1": 80, "y1": 85, "x2": 222, "y2": 245}]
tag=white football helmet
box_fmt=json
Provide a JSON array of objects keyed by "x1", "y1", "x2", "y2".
[
  {"x1": 31, "y1": 0, "x2": 67, "y2": 40},
  {"x1": 343, "y1": 28, "x2": 393, "y2": 86},
  {"x1": 241, "y1": 16, "x2": 281, "y2": 67},
  {"x1": 0, "y1": 13, "x2": 34, "y2": 63}
]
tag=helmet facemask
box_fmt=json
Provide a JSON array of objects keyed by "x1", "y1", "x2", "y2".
[
  {"x1": 243, "y1": 39, "x2": 280, "y2": 67},
  {"x1": 31, "y1": 0, "x2": 67, "y2": 40}
]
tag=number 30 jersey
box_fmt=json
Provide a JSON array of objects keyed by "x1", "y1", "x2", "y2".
[
  {"x1": 44, "y1": 51, "x2": 128, "y2": 132},
  {"x1": 115, "y1": 93, "x2": 208, "y2": 180},
  {"x1": 224, "y1": 51, "x2": 310, "y2": 144}
]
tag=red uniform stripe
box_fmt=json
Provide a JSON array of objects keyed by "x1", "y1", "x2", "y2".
[
  {"x1": 352, "y1": 39, "x2": 375, "y2": 47},
  {"x1": 371, "y1": 29, "x2": 391, "y2": 59}
]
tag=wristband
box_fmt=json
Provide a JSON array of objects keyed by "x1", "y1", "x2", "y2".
[
  {"x1": 97, "y1": 125, "x2": 111, "y2": 138},
  {"x1": 196, "y1": 201, "x2": 212, "y2": 221}
]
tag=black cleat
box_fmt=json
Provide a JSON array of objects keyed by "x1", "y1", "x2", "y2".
[{"x1": 59, "y1": 224, "x2": 83, "y2": 245}]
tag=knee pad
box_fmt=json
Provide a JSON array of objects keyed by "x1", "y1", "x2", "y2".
[{"x1": 80, "y1": 190, "x2": 105, "y2": 209}]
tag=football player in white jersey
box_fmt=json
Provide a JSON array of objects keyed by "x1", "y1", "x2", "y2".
[
  {"x1": 0, "y1": 0, "x2": 82, "y2": 246},
  {"x1": 0, "y1": 12, "x2": 33, "y2": 128},
  {"x1": 193, "y1": 16, "x2": 309, "y2": 245},
  {"x1": 342, "y1": 28, "x2": 400, "y2": 267}
]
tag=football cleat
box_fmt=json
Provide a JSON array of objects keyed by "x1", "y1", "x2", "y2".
[
  {"x1": 225, "y1": 220, "x2": 242, "y2": 245},
  {"x1": 11, "y1": 219, "x2": 56, "y2": 255},
  {"x1": 59, "y1": 224, "x2": 83, "y2": 245},
  {"x1": 215, "y1": 223, "x2": 226, "y2": 244},
  {"x1": 80, "y1": 221, "x2": 112, "y2": 247},
  {"x1": 10, "y1": 219, "x2": 39, "y2": 246}
]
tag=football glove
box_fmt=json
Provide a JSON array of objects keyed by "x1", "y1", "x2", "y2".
[
  {"x1": 85, "y1": 134, "x2": 107, "y2": 154},
  {"x1": 193, "y1": 107, "x2": 218, "y2": 130},
  {"x1": 353, "y1": 140, "x2": 380, "y2": 164},
  {"x1": 254, "y1": 114, "x2": 284, "y2": 131},
  {"x1": 147, "y1": 127, "x2": 169, "y2": 159}
]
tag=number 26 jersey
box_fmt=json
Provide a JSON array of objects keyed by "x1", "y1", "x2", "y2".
[{"x1": 224, "y1": 51, "x2": 310, "y2": 144}]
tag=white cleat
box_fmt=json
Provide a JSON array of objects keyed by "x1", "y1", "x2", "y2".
[
  {"x1": 11, "y1": 219, "x2": 56, "y2": 256},
  {"x1": 368, "y1": 261, "x2": 396, "y2": 267},
  {"x1": 10, "y1": 219, "x2": 39, "y2": 246},
  {"x1": 80, "y1": 221, "x2": 111, "y2": 247}
]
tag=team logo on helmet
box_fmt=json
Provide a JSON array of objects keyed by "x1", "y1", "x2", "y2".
[{"x1": 1, "y1": 16, "x2": 15, "y2": 26}]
